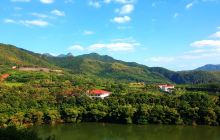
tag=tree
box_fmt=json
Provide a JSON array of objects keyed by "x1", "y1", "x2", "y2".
[
  {"x1": 84, "y1": 103, "x2": 108, "y2": 122},
  {"x1": 110, "y1": 105, "x2": 136, "y2": 124},
  {"x1": 25, "y1": 109, "x2": 44, "y2": 124},
  {"x1": 44, "y1": 110, "x2": 61, "y2": 124},
  {"x1": 62, "y1": 108, "x2": 80, "y2": 123},
  {"x1": 134, "y1": 105, "x2": 152, "y2": 124}
]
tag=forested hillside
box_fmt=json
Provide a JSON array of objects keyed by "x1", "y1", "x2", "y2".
[
  {"x1": 0, "y1": 44, "x2": 54, "y2": 68},
  {"x1": 150, "y1": 67, "x2": 220, "y2": 84},
  {"x1": 45, "y1": 53, "x2": 220, "y2": 84},
  {"x1": 45, "y1": 53, "x2": 169, "y2": 83},
  {"x1": 1, "y1": 43, "x2": 220, "y2": 84},
  {"x1": 196, "y1": 64, "x2": 220, "y2": 71}
]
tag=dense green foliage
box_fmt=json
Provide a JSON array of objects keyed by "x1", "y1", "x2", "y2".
[
  {"x1": 0, "y1": 79, "x2": 220, "y2": 127},
  {"x1": 177, "y1": 84, "x2": 220, "y2": 95}
]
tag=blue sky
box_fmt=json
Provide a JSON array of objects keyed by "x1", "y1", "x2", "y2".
[{"x1": 1, "y1": 0, "x2": 220, "y2": 71}]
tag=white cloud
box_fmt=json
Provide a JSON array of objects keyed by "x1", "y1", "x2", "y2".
[
  {"x1": 183, "y1": 47, "x2": 220, "y2": 59},
  {"x1": 151, "y1": 18, "x2": 157, "y2": 22},
  {"x1": 40, "y1": 0, "x2": 54, "y2": 4},
  {"x1": 112, "y1": 16, "x2": 131, "y2": 24},
  {"x1": 117, "y1": 25, "x2": 133, "y2": 30},
  {"x1": 68, "y1": 38, "x2": 139, "y2": 52},
  {"x1": 146, "y1": 30, "x2": 220, "y2": 65},
  {"x1": 89, "y1": 1, "x2": 101, "y2": 8},
  {"x1": 173, "y1": 12, "x2": 179, "y2": 18},
  {"x1": 68, "y1": 45, "x2": 85, "y2": 51},
  {"x1": 68, "y1": 39, "x2": 140, "y2": 52},
  {"x1": 4, "y1": 19, "x2": 49, "y2": 27},
  {"x1": 11, "y1": 0, "x2": 30, "y2": 2},
  {"x1": 201, "y1": 0, "x2": 219, "y2": 2},
  {"x1": 104, "y1": 0, "x2": 111, "y2": 4},
  {"x1": 151, "y1": 2, "x2": 156, "y2": 7},
  {"x1": 186, "y1": 49, "x2": 207, "y2": 54},
  {"x1": 191, "y1": 40, "x2": 220, "y2": 48},
  {"x1": 104, "y1": 0, "x2": 135, "y2": 4},
  {"x1": 147, "y1": 57, "x2": 175, "y2": 63},
  {"x1": 182, "y1": 52, "x2": 220, "y2": 59},
  {"x1": 116, "y1": 4, "x2": 134, "y2": 15},
  {"x1": 64, "y1": 0, "x2": 73, "y2": 3},
  {"x1": 4, "y1": 19, "x2": 16, "y2": 23},
  {"x1": 210, "y1": 31, "x2": 220, "y2": 38},
  {"x1": 51, "y1": 9, "x2": 65, "y2": 16},
  {"x1": 186, "y1": 2, "x2": 193, "y2": 9},
  {"x1": 151, "y1": 1, "x2": 166, "y2": 8},
  {"x1": 83, "y1": 30, "x2": 94, "y2": 35},
  {"x1": 114, "y1": 0, "x2": 135, "y2": 4},
  {"x1": 3, "y1": 18, "x2": 49, "y2": 27},
  {"x1": 89, "y1": 42, "x2": 135, "y2": 51},
  {"x1": 183, "y1": 38, "x2": 220, "y2": 60},
  {"x1": 20, "y1": 20, "x2": 49, "y2": 27},
  {"x1": 185, "y1": 0, "x2": 217, "y2": 10},
  {"x1": 32, "y1": 13, "x2": 49, "y2": 18},
  {"x1": 14, "y1": 7, "x2": 23, "y2": 10},
  {"x1": 111, "y1": 37, "x2": 136, "y2": 42}
]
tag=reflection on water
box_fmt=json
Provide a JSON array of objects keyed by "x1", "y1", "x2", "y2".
[{"x1": 35, "y1": 123, "x2": 220, "y2": 140}]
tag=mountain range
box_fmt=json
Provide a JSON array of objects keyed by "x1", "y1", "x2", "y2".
[
  {"x1": 1, "y1": 43, "x2": 220, "y2": 84},
  {"x1": 196, "y1": 64, "x2": 220, "y2": 71}
]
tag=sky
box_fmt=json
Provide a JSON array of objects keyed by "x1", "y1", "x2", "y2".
[{"x1": 0, "y1": 0, "x2": 220, "y2": 71}]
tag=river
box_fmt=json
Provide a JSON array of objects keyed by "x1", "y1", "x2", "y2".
[{"x1": 35, "y1": 123, "x2": 220, "y2": 140}]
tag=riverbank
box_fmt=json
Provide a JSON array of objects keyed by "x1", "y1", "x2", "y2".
[{"x1": 1, "y1": 90, "x2": 220, "y2": 128}]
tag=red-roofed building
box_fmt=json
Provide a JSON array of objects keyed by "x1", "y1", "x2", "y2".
[
  {"x1": 0, "y1": 74, "x2": 10, "y2": 81},
  {"x1": 158, "y1": 84, "x2": 175, "y2": 93},
  {"x1": 87, "y1": 89, "x2": 112, "y2": 99}
]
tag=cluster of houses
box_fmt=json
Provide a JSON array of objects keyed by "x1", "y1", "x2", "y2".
[
  {"x1": 86, "y1": 84, "x2": 175, "y2": 99},
  {"x1": 7, "y1": 65, "x2": 175, "y2": 98}
]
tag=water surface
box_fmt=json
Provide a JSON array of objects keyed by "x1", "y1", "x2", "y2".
[{"x1": 35, "y1": 123, "x2": 220, "y2": 140}]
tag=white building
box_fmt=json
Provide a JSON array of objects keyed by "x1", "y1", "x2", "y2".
[
  {"x1": 159, "y1": 84, "x2": 175, "y2": 93},
  {"x1": 87, "y1": 89, "x2": 112, "y2": 99}
]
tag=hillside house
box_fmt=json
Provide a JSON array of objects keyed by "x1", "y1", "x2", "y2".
[
  {"x1": 12, "y1": 66, "x2": 17, "y2": 69},
  {"x1": 158, "y1": 84, "x2": 175, "y2": 93},
  {"x1": 87, "y1": 89, "x2": 112, "y2": 99},
  {"x1": 0, "y1": 74, "x2": 10, "y2": 81}
]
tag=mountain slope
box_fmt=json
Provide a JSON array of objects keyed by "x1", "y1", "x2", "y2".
[
  {"x1": 149, "y1": 67, "x2": 220, "y2": 84},
  {"x1": 45, "y1": 53, "x2": 220, "y2": 84},
  {"x1": 1, "y1": 43, "x2": 220, "y2": 84},
  {"x1": 0, "y1": 43, "x2": 54, "y2": 68},
  {"x1": 196, "y1": 64, "x2": 220, "y2": 71},
  {"x1": 45, "y1": 53, "x2": 169, "y2": 83}
]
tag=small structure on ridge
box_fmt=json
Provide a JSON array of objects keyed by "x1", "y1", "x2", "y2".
[
  {"x1": 158, "y1": 84, "x2": 175, "y2": 93},
  {"x1": 12, "y1": 66, "x2": 17, "y2": 69},
  {"x1": 0, "y1": 74, "x2": 10, "y2": 81},
  {"x1": 87, "y1": 89, "x2": 112, "y2": 99}
]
